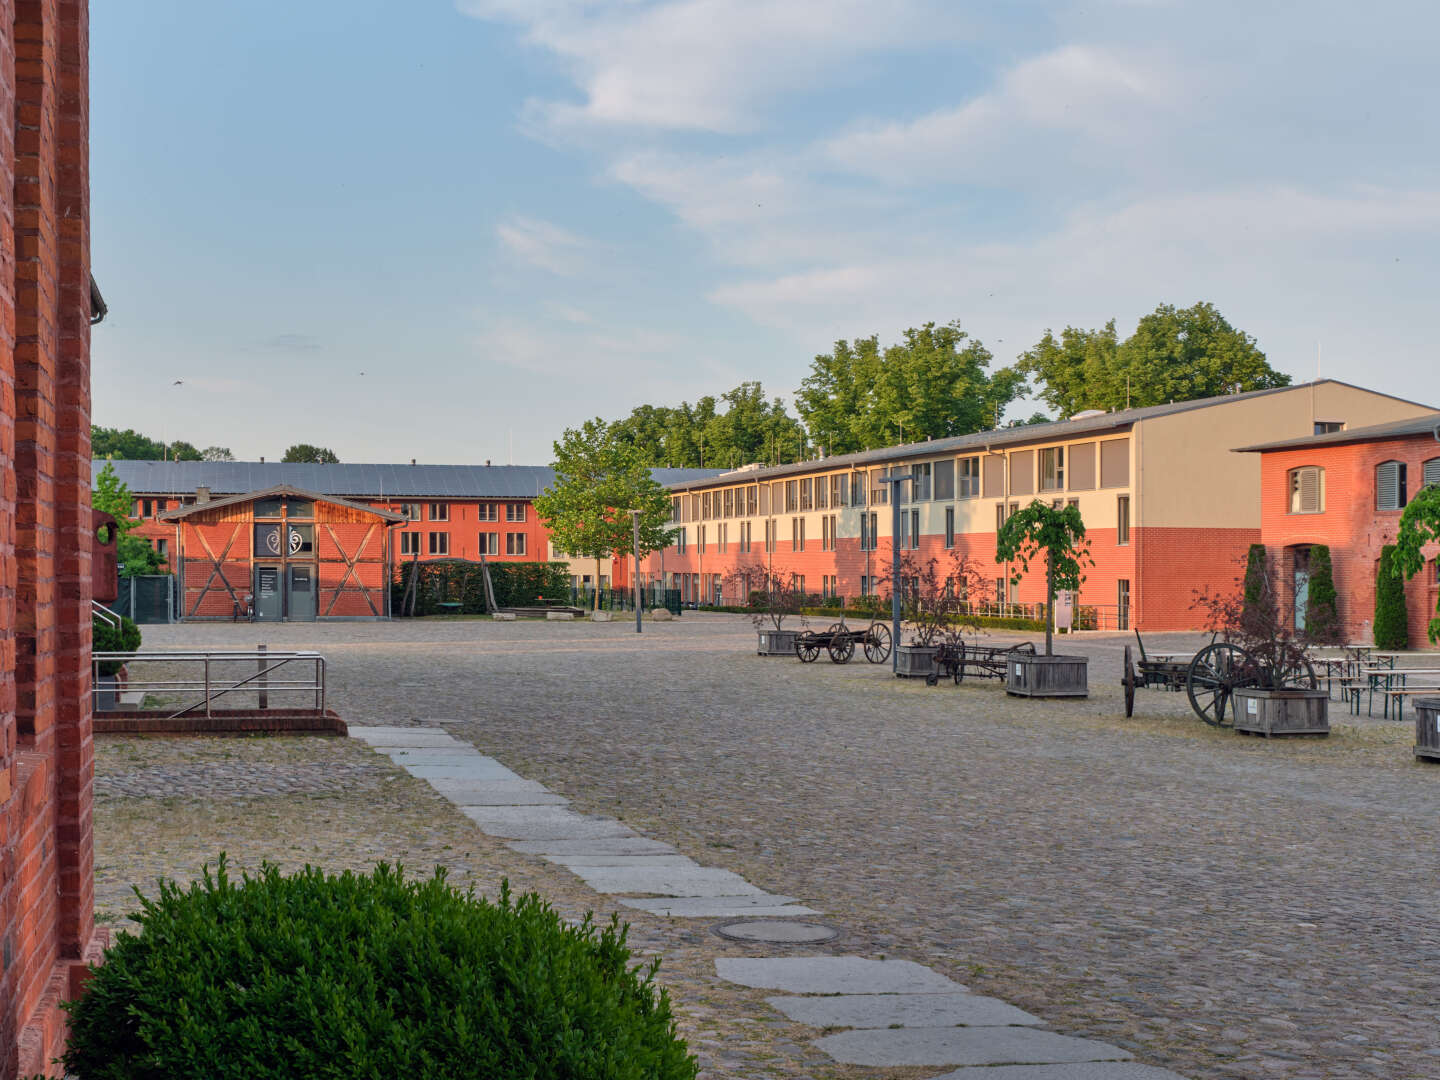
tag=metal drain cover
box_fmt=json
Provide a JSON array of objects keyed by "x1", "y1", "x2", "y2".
[{"x1": 714, "y1": 919, "x2": 840, "y2": 944}]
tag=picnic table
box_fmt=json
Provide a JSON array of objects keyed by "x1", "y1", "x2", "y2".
[{"x1": 1348, "y1": 667, "x2": 1440, "y2": 720}]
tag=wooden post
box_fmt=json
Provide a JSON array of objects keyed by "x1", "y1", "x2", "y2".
[
  {"x1": 1045, "y1": 550, "x2": 1054, "y2": 657},
  {"x1": 258, "y1": 643, "x2": 269, "y2": 710}
]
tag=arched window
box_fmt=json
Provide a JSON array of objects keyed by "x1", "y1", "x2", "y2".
[
  {"x1": 1424, "y1": 456, "x2": 1440, "y2": 489},
  {"x1": 1288, "y1": 466, "x2": 1324, "y2": 514},
  {"x1": 1376, "y1": 460, "x2": 1407, "y2": 511}
]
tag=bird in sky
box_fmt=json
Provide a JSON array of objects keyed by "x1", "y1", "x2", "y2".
[{"x1": 172, "y1": 379, "x2": 183, "y2": 385}]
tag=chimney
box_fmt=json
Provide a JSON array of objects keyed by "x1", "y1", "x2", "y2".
[
  {"x1": 195, "y1": 485, "x2": 211, "y2": 504},
  {"x1": 410, "y1": 458, "x2": 416, "y2": 466},
  {"x1": 486, "y1": 459, "x2": 491, "y2": 466},
  {"x1": 260, "y1": 456, "x2": 265, "y2": 463}
]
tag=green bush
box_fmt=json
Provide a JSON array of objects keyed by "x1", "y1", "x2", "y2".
[
  {"x1": 1373, "y1": 545, "x2": 1409, "y2": 650},
  {"x1": 392, "y1": 560, "x2": 571, "y2": 616},
  {"x1": 92, "y1": 615, "x2": 141, "y2": 676},
  {"x1": 64, "y1": 862, "x2": 697, "y2": 1080},
  {"x1": 1304, "y1": 545, "x2": 1341, "y2": 644}
]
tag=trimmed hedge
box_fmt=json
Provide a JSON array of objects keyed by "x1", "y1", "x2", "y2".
[
  {"x1": 1304, "y1": 544, "x2": 1341, "y2": 644},
  {"x1": 392, "y1": 560, "x2": 571, "y2": 616},
  {"x1": 1373, "y1": 544, "x2": 1409, "y2": 650},
  {"x1": 92, "y1": 614, "x2": 141, "y2": 676},
  {"x1": 63, "y1": 862, "x2": 697, "y2": 1080}
]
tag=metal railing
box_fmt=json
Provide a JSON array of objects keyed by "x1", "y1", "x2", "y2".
[
  {"x1": 91, "y1": 600, "x2": 122, "y2": 629},
  {"x1": 92, "y1": 648, "x2": 326, "y2": 719}
]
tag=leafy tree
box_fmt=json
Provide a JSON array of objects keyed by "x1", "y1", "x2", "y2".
[
  {"x1": 282, "y1": 444, "x2": 340, "y2": 464},
  {"x1": 607, "y1": 383, "x2": 805, "y2": 469},
  {"x1": 534, "y1": 419, "x2": 674, "y2": 611},
  {"x1": 166, "y1": 440, "x2": 203, "y2": 461},
  {"x1": 1373, "y1": 544, "x2": 1409, "y2": 650},
  {"x1": 798, "y1": 321, "x2": 1024, "y2": 453},
  {"x1": 1391, "y1": 485, "x2": 1440, "y2": 643},
  {"x1": 1304, "y1": 545, "x2": 1341, "y2": 644},
  {"x1": 92, "y1": 426, "x2": 165, "y2": 459},
  {"x1": 1016, "y1": 303, "x2": 1290, "y2": 418},
  {"x1": 995, "y1": 501, "x2": 1092, "y2": 656},
  {"x1": 92, "y1": 461, "x2": 166, "y2": 576},
  {"x1": 1242, "y1": 543, "x2": 1270, "y2": 625},
  {"x1": 201, "y1": 446, "x2": 235, "y2": 461}
]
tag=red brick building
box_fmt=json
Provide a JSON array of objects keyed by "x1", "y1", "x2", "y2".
[
  {"x1": 1241, "y1": 413, "x2": 1440, "y2": 647},
  {"x1": 0, "y1": 1, "x2": 110, "y2": 1075},
  {"x1": 631, "y1": 382, "x2": 1435, "y2": 632}
]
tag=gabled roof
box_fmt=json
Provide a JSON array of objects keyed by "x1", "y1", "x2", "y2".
[
  {"x1": 1234, "y1": 411, "x2": 1440, "y2": 453},
  {"x1": 95, "y1": 460, "x2": 723, "y2": 499},
  {"x1": 666, "y1": 380, "x2": 1419, "y2": 491},
  {"x1": 158, "y1": 485, "x2": 407, "y2": 523}
]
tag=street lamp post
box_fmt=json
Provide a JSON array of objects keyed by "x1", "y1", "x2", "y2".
[
  {"x1": 882, "y1": 469, "x2": 914, "y2": 674},
  {"x1": 630, "y1": 509, "x2": 643, "y2": 635}
]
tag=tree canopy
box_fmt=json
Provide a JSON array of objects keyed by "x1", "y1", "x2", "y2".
[
  {"x1": 1015, "y1": 302, "x2": 1289, "y2": 419},
  {"x1": 534, "y1": 419, "x2": 675, "y2": 608},
  {"x1": 606, "y1": 382, "x2": 805, "y2": 469},
  {"x1": 797, "y1": 321, "x2": 1024, "y2": 454},
  {"x1": 995, "y1": 500, "x2": 1092, "y2": 655},
  {"x1": 92, "y1": 461, "x2": 166, "y2": 576},
  {"x1": 282, "y1": 444, "x2": 340, "y2": 464},
  {"x1": 1392, "y1": 485, "x2": 1440, "y2": 643},
  {"x1": 91, "y1": 426, "x2": 232, "y2": 462}
]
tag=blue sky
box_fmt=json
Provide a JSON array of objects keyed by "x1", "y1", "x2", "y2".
[{"x1": 92, "y1": 0, "x2": 1440, "y2": 464}]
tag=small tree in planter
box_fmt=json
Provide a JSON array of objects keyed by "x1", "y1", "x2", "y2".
[
  {"x1": 1191, "y1": 548, "x2": 1327, "y2": 734},
  {"x1": 1304, "y1": 544, "x2": 1341, "y2": 645},
  {"x1": 1392, "y1": 484, "x2": 1440, "y2": 645},
  {"x1": 887, "y1": 552, "x2": 992, "y2": 678},
  {"x1": 1374, "y1": 543, "x2": 1411, "y2": 650},
  {"x1": 729, "y1": 566, "x2": 807, "y2": 655},
  {"x1": 995, "y1": 501, "x2": 1092, "y2": 696}
]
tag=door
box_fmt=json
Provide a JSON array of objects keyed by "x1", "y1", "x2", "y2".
[
  {"x1": 254, "y1": 565, "x2": 283, "y2": 621},
  {"x1": 1292, "y1": 547, "x2": 1311, "y2": 632},
  {"x1": 287, "y1": 564, "x2": 316, "y2": 622}
]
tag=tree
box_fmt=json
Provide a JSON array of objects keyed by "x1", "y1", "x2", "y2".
[
  {"x1": 1242, "y1": 543, "x2": 1270, "y2": 625},
  {"x1": 797, "y1": 321, "x2": 1025, "y2": 453},
  {"x1": 1391, "y1": 485, "x2": 1440, "y2": 643},
  {"x1": 534, "y1": 419, "x2": 674, "y2": 612},
  {"x1": 92, "y1": 461, "x2": 166, "y2": 576},
  {"x1": 995, "y1": 501, "x2": 1092, "y2": 656},
  {"x1": 282, "y1": 444, "x2": 340, "y2": 464},
  {"x1": 1304, "y1": 545, "x2": 1341, "y2": 645},
  {"x1": 91, "y1": 426, "x2": 208, "y2": 461},
  {"x1": 1016, "y1": 303, "x2": 1290, "y2": 418},
  {"x1": 201, "y1": 446, "x2": 235, "y2": 462},
  {"x1": 1373, "y1": 544, "x2": 1409, "y2": 650},
  {"x1": 607, "y1": 383, "x2": 805, "y2": 469}
]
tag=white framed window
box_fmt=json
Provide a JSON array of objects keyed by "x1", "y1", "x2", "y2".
[
  {"x1": 506, "y1": 503, "x2": 527, "y2": 522},
  {"x1": 428, "y1": 503, "x2": 449, "y2": 522},
  {"x1": 944, "y1": 507, "x2": 955, "y2": 548},
  {"x1": 958, "y1": 456, "x2": 981, "y2": 498},
  {"x1": 1288, "y1": 467, "x2": 1325, "y2": 514},
  {"x1": 400, "y1": 532, "x2": 420, "y2": 555},
  {"x1": 478, "y1": 532, "x2": 498, "y2": 555},
  {"x1": 428, "y1": 532, "x2": 449, "y2": 555},
  {"x1": 1117, "y1": 495, "x2": 1130, "y2": 544},
  {"x1": 1040, "y1": 447, "x2": 1065, "y2": 492},
  {"x1": 506, "y1": 532, "x2": 526, "y2": 555},
  {"x1": 478, "y1": 503, "x2": 499, "y2": 522},
  {"x1": 1376, "y1": 461, "x2": 1407, "y2": 511}
]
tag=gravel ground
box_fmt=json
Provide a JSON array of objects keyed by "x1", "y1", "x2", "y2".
[{"x1": 105, "y1": 615, "x2": 1440, "y2": 1080}]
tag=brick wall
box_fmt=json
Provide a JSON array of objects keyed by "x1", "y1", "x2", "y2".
[
  {"x1": 1, "y1": 1, "x2": 107, "y2": 1076},
  {"x1": 1258, "y1": 435, "x2": 1440, "y2": 647}
]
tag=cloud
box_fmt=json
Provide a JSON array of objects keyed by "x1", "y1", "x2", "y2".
[
  {"x1": 258, "y1": 332, "x2": 321, "y2": 351},
  {"x1": 471, "y1": 315, "x2": 687, "y2": 379},
  {"x1": 495, "y1": 216, "x2": 588, "y2": 275},
  {"x1": 460, "y1": 0, "x2": 971, "y2": 134}
]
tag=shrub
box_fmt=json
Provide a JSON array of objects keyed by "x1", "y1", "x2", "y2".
[
  {"x1": 1304, "y1": 545, "x2": 1341, "y2": 644},
  {"x1": 64, "y1": 862, "x2": 697, "y2": 1080},
  {"x1": 92, "y1": 614, "x2": 141, "y2": 676},
  {"x1": 1373, "y1": 545, "x2": 1409, "y2": 650},
  {"x1": 391, "y1": 560, "x2": 571, "y2": 616},
  {"x1": 1241, "y1": 543, "x2": 1269, "y2": 626}
]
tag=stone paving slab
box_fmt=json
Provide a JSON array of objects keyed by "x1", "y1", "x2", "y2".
[
  {"x1": 460, "y1": 806, "x2": 637, "y2": 841},
  {"x1": 346, "y1": 727, "x2": 466, "y2": 748},
  {"x1": 620, "y1": 896, "x2": 819, "y2": 918},
  {"x1": 508, "y1": 837, "x2": 678, "y2": 856},
  {"x1": 444, "y1": 788, "x2": 570, "y2": 807},
  {"x1": 570, "y1": 865, "x2": 765, "y2": 897},
  {"x1": 717, "y1": 956, "x2": 964, "y2": 995},
  {"x1": 813, "y1": 1027, "x2": 1132, "y2": 1067},
  {"x1": 404, "y1": 762, "x2": 524, "y2": 782},
  {"x1": 544, "y1": 853, "x2": 698, "y2": 868},
  {"x1": 766, "y1": 991, "x2": 1038, "y2": 1029},
  {"x1": 371, "y1": 748, "x2": 493, "y2": 765},
  {"x1": 932, "y1": 1064, "x2": 1190, "y2": 1080}
]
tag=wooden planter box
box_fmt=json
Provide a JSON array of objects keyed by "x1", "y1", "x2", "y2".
[
  {"x1": 895, "y1": 644, "x2": 940, "y2": 679},
  {"x1": 1414, "y1": 696, "x2": 1440, "y2": 762},
  {"x1": 1232, "y1": 688, "x2": 1329, "y2": 737},
  {"x1": 756, "y1": 629, "x2": 799, "y2": 656},
  {"x1": 1006, "y1": 654, "x2": 1088, "y2": 698}
]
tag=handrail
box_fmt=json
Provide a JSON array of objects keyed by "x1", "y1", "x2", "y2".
[
  {"x1": 91, "y1": 600, "x2": 122, "y2": 629},
  {"x1": 92, "y1": 649, "x2": 326, "y2": 719}
]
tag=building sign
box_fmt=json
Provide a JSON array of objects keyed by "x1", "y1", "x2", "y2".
[{"x1": 257, "y1": 567, "x2": 279, "y2": 597}]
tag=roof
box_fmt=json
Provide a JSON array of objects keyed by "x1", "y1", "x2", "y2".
[
  {"x1": 95, "y1": 460, "x2": 724, "y2": 499},
  {"x1": 1234, "y1": 411, "x2": 1440, "y2": 453},
  {"x1": 158, "y1": 485, "x2": 407, "y2": 523},
  {"x1": 664, "y1": 380, "x2": 1400, "y2": 492}
]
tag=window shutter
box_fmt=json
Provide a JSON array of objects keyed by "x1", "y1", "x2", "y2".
[
  {"x1": 1299, "y1": 467, "x2": 1320, "y2": 513},
  {"x1": 1377, "y1": 462, "x2": 1399, "y2": 510},
  {"x1": 1425, "y1": 457, "x2": 1440, "y2": 488}
]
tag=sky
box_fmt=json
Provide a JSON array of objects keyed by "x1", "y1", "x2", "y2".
[{"x1": 91, "y1": 0, "x2": 1440, "y2": 465}]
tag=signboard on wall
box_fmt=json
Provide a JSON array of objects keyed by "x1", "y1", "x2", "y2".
[{"x1": 257, "y1": 567, "x2": 279, "y2": 597}]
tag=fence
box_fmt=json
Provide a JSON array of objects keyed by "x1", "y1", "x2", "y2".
[
  {"x1": 568, "y1": 586, "x2": 682, "y2": 616},
  {"x1": 92, "y1": 648, "x2": 326, "y2": 718},
  {"x1": 115, "y1": 574, "x2": 176, "y2": 624}
]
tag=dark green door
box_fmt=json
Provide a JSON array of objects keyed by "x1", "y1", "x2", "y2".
[
  {"x1": 287, "y1": 565, "x2": 316, "y2": 621},
  {"x1": 255, "y1": 565, "x2": 283, "y2": 621}
]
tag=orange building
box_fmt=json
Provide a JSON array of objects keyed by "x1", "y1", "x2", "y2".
[
  {"x1": 1241, "y1": 413, "x2": 1440, "y2": 646},
  {"x1": 631, "y1": 382, "x2": 1435, "y2": 632}
]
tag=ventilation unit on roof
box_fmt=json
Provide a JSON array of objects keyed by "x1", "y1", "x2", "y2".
[{"x1": 1071, "y1": 409, "x2": 1107, "y2": 420}]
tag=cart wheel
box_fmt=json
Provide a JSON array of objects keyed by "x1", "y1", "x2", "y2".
[
  {"x1": 795, "y1": 640, "x2": 821, "y2": 663},
  {"x1": 828, "y1": 636, "x2": 855, "y2": 664},
  {"x1": 1186, "y1": 642, "x2": 1252, "y2": 727},
  {"x1": 864, "y1": 622, "x2": 892, "y2": 664},
  {"x1": 1122, "y1": 644, "x2": 1136, "y2": 718},
  {"x1": 826, "y1": 622, "x2": 845, "y2": 636},
  {"x1": 1275, "y1": 649, "x2": 1318, "y2": 690}
]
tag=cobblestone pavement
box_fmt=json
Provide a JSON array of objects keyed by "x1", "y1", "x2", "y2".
[{"x1": 121, "y1": 616, "x2": 1439, "y2": 1080}]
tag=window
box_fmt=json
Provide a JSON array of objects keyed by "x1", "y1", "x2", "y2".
[
  {"x1": 850, "y1": 471, "x2": 866, "y2": 506},
  {"x1": 400, "y1": 532, "x2": 420, "y2": 555},
  {"x1": 1099, "y1": 438, "x2": 1130, "y2": 488},
  {"x1": 140, "y1": 498, "x2": 156, "y2": 518},
  {"x1": 478, "y1": 532, "x2": 499, "y2": 555},
  {"x1": 1424, "y1": 457, "x2": 1440, "y2": 489},
  {"x1": 823, "y1": 514, "x2": 837, "y2": 552},
  {"x1": 909, "y1": 510, "x2": 920, "y2": 549},
  {"x1": 701, "y1": 492, "x2": 711, "y2": 519},
  {"x1": 945, "y1": 507, "x2": 955, "y2": 548},
  {"x1": 1288, "y1": 467, "x2": 1324, "y2": 514},
  {"x1": 791, "y1": 517, "x2": 805, "y2": 552},
  {"x1": 1009, "y1": 451, "x2": 1034, "y2": 495},
  {"x1": 1040, "y1": 447, "x2": 1065, "y2": 492},
  {"x1": 747, "y1": 485, "x2": 758, "y2": 515},
  {"x1": 996, "y1": 503, "x2": 1006, "y2": 534},
  {"x1": 1314, "y1": 421, "x2": 1344, "y2": 434},
  {"x1": 740, "y1": 521, "x2": 751, "y2": 552},
  {"x1": 765, "y1": 519, "x2": 776, "y2": 554},
  {"x1": 996, "y1": 577, "x2": 1007, "y2": 607},
  {"x1": 1376, "y1": 461, "x2": 1408, "y2": 511},
  {"x1": 506, "y1": 503, "x2": 526, "y2": 522},
  {"x1": 699, "y1": 525, "x2": 706, "y2": 553},
  {"x1": 860, "y1": 512, "x2": 878, "y2": 551},
  {"x1": 428, "y1": 503, "x2": 449, "y2": 521},
  {"x1": 155, "y1": 538, "x2": 168, "y2": 561},
  {"x1": 676, "y1": 528, "x2": 687, "y2": 554},
  {"x1": 933, "y1": 458, "x2": 954, "y2": 500},
  {"x1": 816, "y1": 476, "x2": 828, "y2": 509},
  {"x1": 398, "y1": 502, "x2": 422, "y2": 520},
  {"x1": 428, "y1": 532, "x2": 449, "y2": 555},
  {"x1": 958, "y1": 456, "x2": 981, "y2": 498},
  {"x1": 670, "y1": 497, "x2": 682, "y2": 523},
  {"x1": 723, "y1": 489, "x2": 734, "y2": 517},
  {"x1": 911, "y1": 462, "x2": 932, "y2": 501},
  {"x1": 870, "y1": 469, "x2": 889, "y2": 504},
  {"x1": 506, "y1": 532, "x2": 526, "y2": 555},
  {"x1": 1117, "y1": 495, "x2": 1131, "y2": 544},
  {"x1": 785, "y1": 480, "x2": 799, "y2": 512},
  {"x1": 759, "y1": 484, "x2": 770, "y2": 515},
  {"x1": 1117, "y1": 579, "x2": 1131, "y2": 630},
  {"x1": 478, "y1": 503, "x2": 499, "y2": 522},
  {"x1": 794, "y1": 575, "x2": 806, "y2": 598},
  {"x1": 1067, "y1": 443, "x2": 1096, "y2": 490},
  {"x1": 718, "y1": 523, "x2": 728, "y2": 553},
  {"x1": 800, "y1": 478, "x2": 813, "y2": 511}
]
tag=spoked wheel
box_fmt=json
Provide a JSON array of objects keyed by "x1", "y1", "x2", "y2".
[
  {"x1": 828, "y1": 635, "x2": 855, "y2": 664},
  {"x1": 795, "y1": 639, "x2": 821, "y2": 663},
  {"x1": 1122, "y1": 644, "x2": 1136, "y2": 718},
  {"x1": 863, "y1": 622, "x2": 892, "y2": 664},
  {"x1": 1275, "y1": 649, "x2": 1318, "y2": 690},
  {"x1": 1186, "y1": 642, "x2": 1253, "y2": 727}
]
